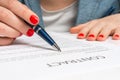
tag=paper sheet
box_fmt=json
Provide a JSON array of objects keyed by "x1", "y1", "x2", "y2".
[{"x1": 0, "y1": 32, "x2": 120, "y2": 80}]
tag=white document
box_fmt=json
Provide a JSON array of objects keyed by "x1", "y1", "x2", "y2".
[{"x1": 0, "y1": 32, "x2": 120, "y2": 80}]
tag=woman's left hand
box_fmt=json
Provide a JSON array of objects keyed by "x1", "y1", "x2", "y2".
[{"x1": 70, "y1": 14, "x2": 120, "y2": 41}]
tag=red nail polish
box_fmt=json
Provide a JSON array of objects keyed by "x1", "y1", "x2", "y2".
[
  {"x1": 30, "y1": 15, "x2": 39, "y2": 25},
  {"x1": 88, "y1": 34, "x2": 95, "y2": 38},
  {"x1": 27, "y1": 29, "x2": 34, "y2": 37},
  {"x1": 78, "y1": 33, "x2": 84, "y2": 37},
  {"x1": 115, "y1": 34, "x2": 119, "y2": 38},
  {"x1": 99, "y1": 35, "x2": 104, "y2": 38},
  {"x1": 13, "y1": 38, "x2": 16, "y2": 40}
]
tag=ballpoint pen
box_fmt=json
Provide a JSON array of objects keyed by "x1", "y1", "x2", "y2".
[{"x1": 33, "y1": 25, "x2": 61, "y2": 52}]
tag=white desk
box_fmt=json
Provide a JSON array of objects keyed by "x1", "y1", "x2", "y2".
[{"x1": 0, "y1": 32, "x2": 120, "y2": 80}]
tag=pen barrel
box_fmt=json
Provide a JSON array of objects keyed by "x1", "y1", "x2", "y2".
[{"x1": 33, "y1": 25, "x2": 55, "y2": 46}]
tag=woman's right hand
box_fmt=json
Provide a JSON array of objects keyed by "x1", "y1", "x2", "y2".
[{"x1": 0, "y1": 0, "x2": 39, "y2": 45}]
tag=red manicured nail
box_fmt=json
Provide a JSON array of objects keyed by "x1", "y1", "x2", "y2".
[
  {"x1": 88, "y1": 34, "x2": 95, "y2": 38},
  {"x1": 13, "y1": 38, "x2": 16, "y2": 40},
  {"x1": 78, "y1": 33, "x2": 84, "y2": 37},
  {"x1": 99, "y1": 35, "x2": 104, "y2": 38},
  {"x1": 27, "y1": 29, "x2": 34, "y2": 37},
  {"x1": 30, "y1": 15, "x2": 39, "y2": 25},
  {"x1": 115, "y1": 34, "x2": 119, "y2": 38}
]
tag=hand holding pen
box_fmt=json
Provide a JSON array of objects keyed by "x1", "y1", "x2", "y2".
[
  {"x1": 0, "y1": 0, "x2": 38, "y2": 45},
  {"x1": 0, "y1": 0, "x2": 61, "y2": 51}
]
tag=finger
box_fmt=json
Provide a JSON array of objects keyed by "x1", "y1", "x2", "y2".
[
  {"x1": 112, "y1": 27, "x2": 120, "y2": 40},
  {"x1": 0, "y1": 22, "x2": 21, "y2": 38},
  {"x1": 70, "y1": 22, "x2": 89, "y2": 34},
  {"x1": 0, "y1": 6, "x2": 34, "y2": 37},
  {"x1": 70, "y1": 23, "x2": 87, "y2": 34},
  {"x1": 0, "y1": 0, "x2": 39, "y2": 25},
  {"x1": 77, "y1": 20, "x2": 97, "y2": 39},
  {"x1": 97, "y1": 26, "x2": 112, "y2": 41},
  {"x1": 0, "y1": 37, "x2": 15, "y2": 46},
  {"x1": 86, "y1": 22, "x2": 105, "y2": 41}
]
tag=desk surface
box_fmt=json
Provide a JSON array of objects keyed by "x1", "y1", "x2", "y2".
[{"x1": 0, "y1": 32, "x2": 120, "y2": 80}]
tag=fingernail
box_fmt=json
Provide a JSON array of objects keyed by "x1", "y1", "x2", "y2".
[
  {"x1": 27, "y1": 29, "x2": 34, "y2": 37},
  {"x1": 78, "y1": 33, "x2": 84, "y2": 37},
  {"x1": 88, "y1": 34, "x2": 95, "y2": 38},
  {"x1": 99, "y1": 34, "x2": 104, "y2": 38},
  {"x1": 13, "y1": 38, "x2": 16, "y2": 40},
  {"x1": 115, "y1": 34, "x2": 119, "y2": 38},
  {"x1": 30, "y1": 15, "x2": 39, "y2": 25},
  {"x1": 77, "y1": 33, "x2": 84, "y2": 39}
]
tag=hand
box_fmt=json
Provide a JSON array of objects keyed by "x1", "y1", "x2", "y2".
[
  {"x1": 0, "y1": 0, "x2": 39, "y2": 45},
  {"x1": 70, "y1": 14, "x2": 120, "y2": 41}
]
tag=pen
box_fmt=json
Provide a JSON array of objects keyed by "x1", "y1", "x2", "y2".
[{"x1": 33, "y1": 25, "x2": 61, "y2": 52}]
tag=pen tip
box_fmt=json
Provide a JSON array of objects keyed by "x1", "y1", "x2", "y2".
[
  {"x1": 58, "y1": 48, "x2": 62, "y2": 52},
  {"x1": 53, "y1": 43, "x2": 61, "y2": 52}
]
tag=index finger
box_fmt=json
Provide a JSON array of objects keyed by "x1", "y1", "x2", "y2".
[{"x1": 0, "y1": 0, "x2": 39, "y2": 25}]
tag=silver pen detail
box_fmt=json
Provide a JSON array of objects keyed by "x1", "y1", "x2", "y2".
[
  {"x1": 33, "y1": 25, "x2": 61, "y2": 52},
  {"x1": 52, "y1": 43, "x2": 61, "y2": 52}
]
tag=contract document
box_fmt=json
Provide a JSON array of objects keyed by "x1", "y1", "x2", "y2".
[{"x1": 0, "y1": 32, "x2": 120, "y2": 80}]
